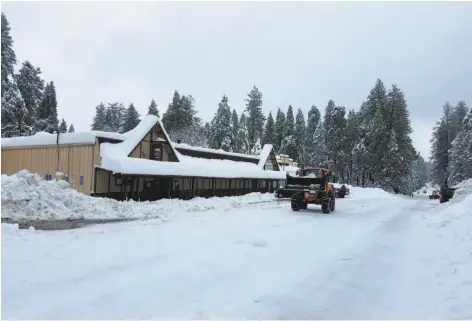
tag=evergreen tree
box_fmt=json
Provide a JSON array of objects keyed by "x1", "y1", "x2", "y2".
[
  {"x1": 294, "y1": 108, "x2": 306, "y2": 164},
  {"x1": 1, "y1": 79, "x2": 28, "y2": 137},
  {"x1": 430, "y1": 103, "x2": 454, "y2": 188},
  {"x1": 280, "y1": 105, "x2": 297, "y2": 159},
  {"x1": 244, "y1": 86, "x2": 265, "y2": 151},
  {"x1": 1, "y1": 13, "x2": 17, "y2": 98},
  {"x1": 344, "y1": 110, "x2": 361, "y2": 183},
  {"x1": 162, "y1": 90, "x2": 201, "y2": 144},
  {"x1": 262, "y1": 111, "x2": 276, "y2": 146},
  {"x1": 230, "y1": 109, "x2": 240, "y2": 152},
  {"x1": 251, "y1": 139, "x2": 262, "y2": 156},
  {"x1": 68, "y1": 124, "x2": 75, "y2": 133},
  {"x1": 324, "y1": 100, "x2": 347, "y2": 177},
  {"x1": 105, "y1": 102, "x2": 126, "y2": 133},
  {"x1": 147, "y1": 99, "x2": 160, "y2": 117},
  {"x1": 121, "y1": 103, "x2": 141, "y2": 133},
  {"x1": 274, "y1": 108, "x2": 286, "y2": 153},
  {"x1": 59, "y1": 118, "x2": 67, "y2": 133},
  {"x1": 35, "y1": 81, "x2": 58, "y2": 133},
  {"x1": 91, "y1": 103, "x2": 107, "y2": 131},
  {"x1": 309, "y1": 121, "x2": 328, "y2": 168},
  {"x1": 208, "y1": 95, "x2": 232, "y2": 151},
  {"x1": 237, "y1": 113, "x2": 250, "y2": 154},
  {"x1": 15, "y1": 61, "x2": 45, "y2": 129},
  {"x1": 448, "y1": 106, "x2": 472, "y2": 185},
  {"x1": 305, "y1": 105, "x2": 320, "y2": 147}
]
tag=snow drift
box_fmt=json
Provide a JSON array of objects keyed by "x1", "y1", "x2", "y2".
[{"x1": 1, "y1": 170, "x2": 281, "y2": 221}]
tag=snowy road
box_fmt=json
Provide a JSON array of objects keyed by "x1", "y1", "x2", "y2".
[{"x1": 0, "y1": 193, "x2": 462, "y2": 319}]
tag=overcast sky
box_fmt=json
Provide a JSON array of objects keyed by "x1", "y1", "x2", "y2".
[{"x1": 3, "y1": 1, "x2": 472, "y2": 158}]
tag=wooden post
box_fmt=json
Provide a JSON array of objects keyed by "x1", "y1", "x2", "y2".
[
  {"x1": 229, "y1": 179, "x2": 232, "y2": 196},
  {"x1": 124, "y1": 176, "x2": 128, "y2": 201}
]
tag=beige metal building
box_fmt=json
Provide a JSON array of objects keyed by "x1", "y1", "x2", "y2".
[{"x1": 1, "y1": 116, "x2": 286, "y2": 201}]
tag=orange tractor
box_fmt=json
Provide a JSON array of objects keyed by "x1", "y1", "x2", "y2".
[{"x1": 289, "y1": 167, "x2": 336, "y2": 213}]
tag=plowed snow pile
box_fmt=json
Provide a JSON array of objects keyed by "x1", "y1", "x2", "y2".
[
  {"x1": 421, "y1": 178, "x2": 472, "y2": 317},
  {"x1": 1, "y1": 170, "x2": 279, "y2": 221}
]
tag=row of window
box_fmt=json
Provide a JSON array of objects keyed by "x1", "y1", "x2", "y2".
[{"x1": 172, "y1": 178, "x2": 285, "y2": 191}]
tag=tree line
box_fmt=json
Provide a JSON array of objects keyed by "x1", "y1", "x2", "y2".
[
  {"x1": 430, "y1": 102, "x2": 471, "y2": 188},
  {"x1": 1, "y1": 13, "x2": 74, "y2": 137},
  {"x1": 88, "y1": 79, "x2": 433, "y2": 194}
]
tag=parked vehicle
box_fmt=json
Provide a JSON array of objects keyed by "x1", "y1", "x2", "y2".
[
  {"x1": 429, "y1": 190, "x2": 440, "y2": 200},
  {"x1": 439, "y1": 187, "x2": 456, "y2": 203},
  {"x1": 288, "y1": 167, "x2": 336, "y2": 213},
  {"x1": 334, "y1": 184, "x2": 349, "y2": 198}
]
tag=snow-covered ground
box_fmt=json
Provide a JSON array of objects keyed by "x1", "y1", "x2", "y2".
[{"x1": 2, "y1": 174, "x2": 472, "y2": 319}]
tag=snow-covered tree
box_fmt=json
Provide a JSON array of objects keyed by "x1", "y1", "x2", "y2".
[
  {"x1": 35, "y1": 81, "x2": 58, "y2": 133},
  {"x1": 105, "y1": 102, "x2": 126, "y2": 133},
  {"x1": 448, "y1": 106, "x2": 472, "y2": 185},
  {"x1": 59, "y1": 118, "x2": 67, "y2": 133},
  {"x1": 294, "y1": 108, "x2": 306, "y2": 164},
  {"x1": 251, "y1": 138, "x2": 262, "y2": 156},
  {"x1": 121, "y1": 103, "x2": 141, "y2": 133},
  {"x1": 244, "y1": 86, "x2": 265, "y2": 151},
  {"x1": 147, "y1": 99, "x2": 159, "y2": 117},
  {"x1": 280, "y1": 105, "x2": 297, "y2": 159},
  {"x1": 230, "y1": 109, "x2": 240, "y2": 152},
  {"x1": 305, "y1": 105, "x2": 320, "y2": 147},
  {"x1": 308, "y1": 121, "x2": 328, "y2": 168},
  {"x1": 1, "y1": 13, "x2": 17, "y2": 99},
  {"x1": 1, "y1": 79, "x2": 28, "y2": 137},
  {"x1": 15, "y1": 61, "x2": 45, "y2": 128},
  {"x1": 68, "y1": 124, "x2": 75, "y2": 133},
  {"x1": 262, "y1": 111, "x2": 276, "y2": 146},
  {"x1": 237, "y1": 113, "x2": 250, "y2": 154},
  {"x1": 274, "y1": 108, "x2": 286, "y2": 153},
  {"x1": 344, "y1": 110, "x2": 361, "y2": 183},
  {"x1": 91, "y1": 103, "x2": 107, "y2": 131},
  {"x1": 324, "y1": 100, "x2": 347, "y2": 178},
  {"x1": 430, "y1": 103, "x2": 454, "y2": 188},
  {"x1": 208, "y1": 95, "x2": 232, "y2": 151}
]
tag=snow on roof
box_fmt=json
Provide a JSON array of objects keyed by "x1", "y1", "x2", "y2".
[
  {"x1": 257, "y1": 144, "x2": 275, "y2": 169},
  {"x1": 173, "y1": 142, "x2": 260, "y2": 161},
  {"x1": 100, "y1": 115, "x2": 180, "y2": 161},
  {"x1": 1, "y1": 130, "x2": 125, "y2": 148},
  {"x1": 100, "y1": 151, "x2": 286, "y2": 179}
]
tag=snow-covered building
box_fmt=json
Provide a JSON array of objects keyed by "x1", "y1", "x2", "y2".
[
  {"x1": 276, "y1": 154, "x2": 300, "y2": 175},
  {"x1": 1, "y1": 115, "x2": 286, "y2": 201}
]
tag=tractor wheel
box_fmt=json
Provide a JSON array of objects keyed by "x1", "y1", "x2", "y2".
[
  {"x1": 322, "y1": 199, "x2": 330, "y2": 214},
  {"x1": 331, "y1": 196, "x2": 336, "y2": 212},
  {"x1": 291, "y1": 201, "x2": 300, "y2": 211},
  {"x1": 300, "y1": 202, "x2": 307, "y2": 210}
]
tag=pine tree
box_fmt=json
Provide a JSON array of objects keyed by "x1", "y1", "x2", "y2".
[
  {"x1": 68, "y1": 124, "x2": 75, "y2": 133},
  {"x1": 309, "y1": 121, "x2": 328, "y2": 168},
  {"x1": 244, "y1": 86, "x2": 265, "y2": 151},
  {"x1": 35, "y1": 81, "x2": 58, "y2": 133},
  {"x1": 105, "y1": 102, "x2": 126, "y2": 133},
  {"x1": 59, "y1": 118, "x2": 67, "y2": 133},
  {"x1": 448, "y1": 105, "x2": 472, "y2": 185},
  {"x1": 274, "y1": 108, "x2": 286, "y2": 153},
  {"x1": 344, "y1": 110, "x2": 361, "y2": 183},
  {"x1": 305, "y1": 105, "x2": 320, "y2": 147},
  {"x1": 162, "y1": 90, "x2": 200, "y2": 144},
  {"x1": 237, "y1": 113, "x2": 250, "y2": 154},
  {"x1": 91, "y1": 103, "x2": 107, "y2": 131},
  {"x1": 121, "y1": 103, "x2": 141, "y2": 133},
  {"x1": 1, "y1": 79, "x2": 28, "y2": 137},
  {"x1": 324, "y1": 100, "x2": 347, "y2": 177},
  {"x1": 294, "y1": 108, "x2": 306, "y2": 164},
  {"x1": 208, "y1": 95, "x2": 232, "y2": 151},
  {"x1": 15, "y1": 61, "x2": 45, "y2": 129},
  {"x1": 430, "y1": 103, "x2": 454, "y2": 188},
  {"x1": 147, "y1": 99, "x2": 159, "y2": 117},
  {"x1": 262, "y1": 111, "x2": 276, "y2": 146},
  {"x1": 251, "y1": 138, "x2": 262, "y2": 155},
  {"x1": 280, "y1": 105, "x2": 297, "y2": 159},
  {"x1": 230, "y1": 109, "x2": 240, "y2": 152},
  {"x1": 1, "y1": 13, "x2": 17, "y2": 99}
]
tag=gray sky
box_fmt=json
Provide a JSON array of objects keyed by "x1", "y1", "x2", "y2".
[{"x1": 3, "y1": 1, "x2": 472, "y2": 158}]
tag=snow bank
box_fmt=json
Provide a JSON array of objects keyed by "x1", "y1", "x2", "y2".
[{"x1": 1, "y1": 170, "x2": 281, "y2": 221}]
